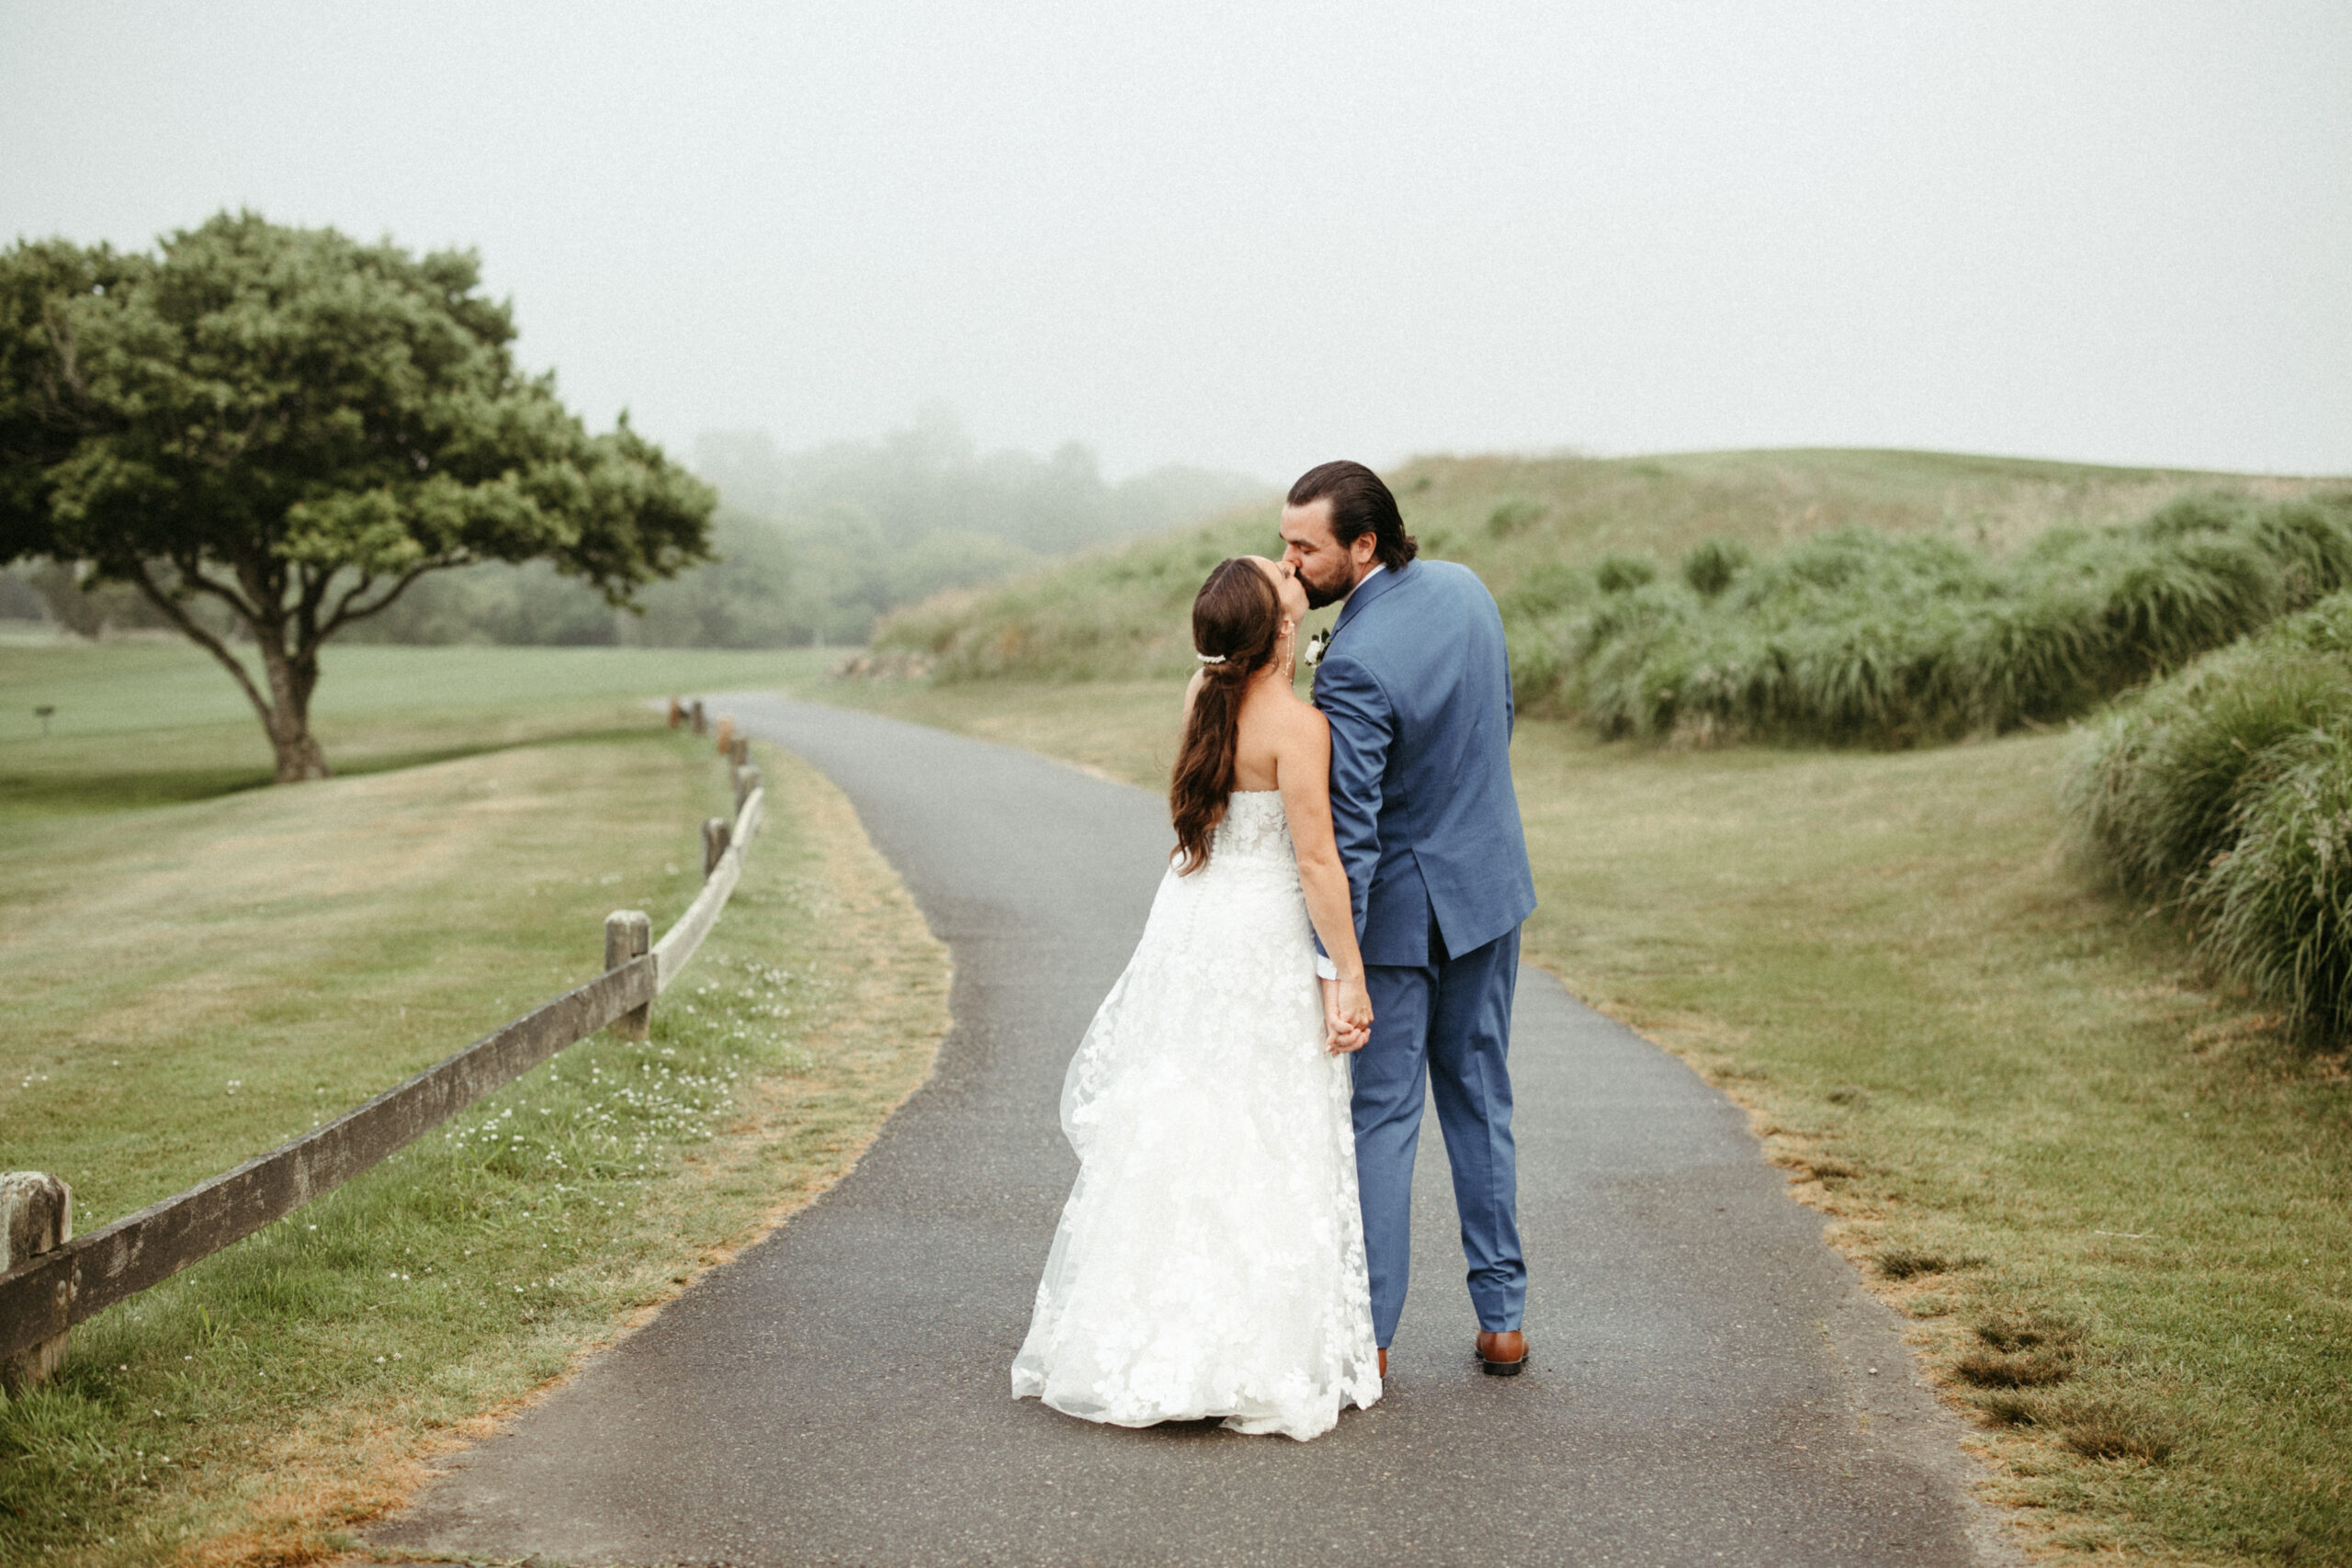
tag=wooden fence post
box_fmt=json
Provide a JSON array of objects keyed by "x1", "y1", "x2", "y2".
[
  {"x1": 714, "y1": 716, "x2": 735, "y2": 757},
  {"x1": 733, "y1": 763, "x2": 762, "y2": 816},
  {"x1": 730, "y1": 735, "x2": 750, "y2": 767},
  {"x1": 1, "y1": 1172, "x2": 72, "y2": 1394},
  {"x1": 702, "y1": 817, "x2": 732, "y2": 879},
  {"x1": 666, "y1": 696, "x2": 684, "y2": 729},
  {"x1": 689, "y1": 700, "x2": 707, "y2": 736},
  {"x1": 605, "y1": 910, "x2": 652, "y2": 1040}
]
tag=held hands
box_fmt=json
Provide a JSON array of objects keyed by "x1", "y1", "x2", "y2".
[{"x1": 1321, "y1": 976, "x2": 1374, "y2": 1055}]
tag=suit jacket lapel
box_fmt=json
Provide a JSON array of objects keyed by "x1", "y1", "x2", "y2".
[{"x1": 1332, "y1": 559, "x2": 1410, "y2": 639}]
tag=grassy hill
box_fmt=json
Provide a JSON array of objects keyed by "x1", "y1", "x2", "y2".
[{"x1": 874, "y1": 447, "x2": 2341, "y2": 683}]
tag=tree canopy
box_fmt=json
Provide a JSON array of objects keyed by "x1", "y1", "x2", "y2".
[{"x1": 0, "y1": 210, "x2": 713, "y2": 778}]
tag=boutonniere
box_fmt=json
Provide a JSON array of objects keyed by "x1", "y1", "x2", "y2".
[{"x1": 1303, "y1": 629, "x2": 1332, "y2": 669}]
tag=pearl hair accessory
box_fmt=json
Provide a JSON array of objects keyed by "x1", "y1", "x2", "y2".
[{"x1": 1196, "y1": 652, "x2": 1227, "y2": 664}]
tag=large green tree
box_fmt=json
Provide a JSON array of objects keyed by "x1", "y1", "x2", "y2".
[{"x1": 0, "y1": 211, "x2": 713, "y2": 779}]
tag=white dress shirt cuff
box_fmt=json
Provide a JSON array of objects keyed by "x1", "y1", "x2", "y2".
[{"x1": 1315, "y1": 953, "x2": 1340, "y2": 981}]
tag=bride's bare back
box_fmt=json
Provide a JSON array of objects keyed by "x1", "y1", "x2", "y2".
[
  {"x1": 1232, "y1": 675, "x2": 1314, "y2": 791},
  {"x1": 1175, "y1": 555, "x2": 1366, "y2": 1052}
]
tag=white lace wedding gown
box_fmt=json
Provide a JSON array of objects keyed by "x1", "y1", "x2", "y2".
[{"x1": 1011, "y1": 791, "x2": 1382, "y2": 1441}]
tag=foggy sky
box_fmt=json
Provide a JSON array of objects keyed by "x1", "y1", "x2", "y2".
[{"x1": 4, "y1": 1, "x2": 2346, "y2": 479}]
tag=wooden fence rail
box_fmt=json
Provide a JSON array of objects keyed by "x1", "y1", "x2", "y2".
[{"x1": 0, "y1": 739, "x2": 765, "y2": 1384}]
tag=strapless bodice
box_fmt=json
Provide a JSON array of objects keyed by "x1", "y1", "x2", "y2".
[{"x1": 1211, "y1": 790, "x2": 1294, "y2": 865}]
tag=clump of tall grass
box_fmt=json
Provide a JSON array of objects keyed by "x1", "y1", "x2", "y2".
[
  {"x1": 1680, "y1": 537, "x2": 1752, "y2": 598},
  {"x1": 1516, "y1": 493, "x2": 2352, "y2": 745},
  {"x1": 2064, "y1": 595, "x2": 2352, "y2": 1044}
]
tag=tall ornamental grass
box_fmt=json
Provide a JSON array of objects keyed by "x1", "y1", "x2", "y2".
[
  {"x1": 2064, "y1": 594, "x2": 2352, "y2": 1044},
  {"x1": 1510, "y1": 493, "x2": 2352, "y2": 745}
]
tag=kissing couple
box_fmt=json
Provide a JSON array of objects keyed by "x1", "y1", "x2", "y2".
[{"x1": 1011, "y1": 460, "x2": 1540, "y2": 1440}]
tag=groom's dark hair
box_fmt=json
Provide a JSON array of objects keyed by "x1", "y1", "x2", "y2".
[{"x1": 1288, "y1": 460, "x2": 1418, "y2": 570}]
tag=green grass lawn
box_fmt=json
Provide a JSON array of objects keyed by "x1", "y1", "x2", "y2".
[
  {"x1": 831, "y1": 670, "x2": 2352, "y2": 1567},
  {"x1": 0, "y1": 638, "x2": 833, "y2": 819},
  {"x1": 0, "y1": 641, "x2": 946, "y2": 1568}
]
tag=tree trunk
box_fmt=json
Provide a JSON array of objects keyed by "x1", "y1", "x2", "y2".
[
  {"x1": 254, "y1": 633, "x2": 331, "y2": 782},
  {"x1": 123, "y1": 564, "x2": 334, "y2": 784},
  {"x1": 266, "y1": 709, "x2": 331, "y2": 782}
]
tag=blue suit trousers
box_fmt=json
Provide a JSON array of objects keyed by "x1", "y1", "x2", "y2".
[{"x1": 1352, "y1": 925, "x2": 1526, "y2": 1347}]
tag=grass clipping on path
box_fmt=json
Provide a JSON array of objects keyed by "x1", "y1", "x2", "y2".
[{"x1": 0, "y1": 745, "x2": 949, "y2": 1568}]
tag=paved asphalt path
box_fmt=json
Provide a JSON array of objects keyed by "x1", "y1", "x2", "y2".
[{"x1": 377, "y1": 695, "x2": 2009, "y2": 1568}]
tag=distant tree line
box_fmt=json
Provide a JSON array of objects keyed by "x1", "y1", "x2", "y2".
[
  {"x1": 2, "y1": 404, "x2": 1265, "y2": 649},
  {"x1": 638, "y1": 409, "x2": 1263, "y2": 648}
]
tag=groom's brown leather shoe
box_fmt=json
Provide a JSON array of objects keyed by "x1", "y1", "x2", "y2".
[
  {"x1": 1476, "y1": 1330, "x2": 1528, "y2": 1376},
  {"x1": 1377, "y1": 1347, "x2": 1387, "y2": 1379}
]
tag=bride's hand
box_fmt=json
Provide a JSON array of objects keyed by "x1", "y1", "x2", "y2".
[
  {"x1": 1320, "y1": 977, "x2": 1351, "y2": 1053},
  {"x1": 1322, "y1": 976, "x2": 1374, "y2": 1055}
]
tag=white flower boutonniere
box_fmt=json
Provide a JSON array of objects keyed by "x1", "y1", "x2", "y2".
[{"x1": 1303, "y1": 629, "x2": 1332, "y2": 670}]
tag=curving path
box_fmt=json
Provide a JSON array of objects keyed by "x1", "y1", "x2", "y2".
[{"x1": 375, "y1": 695, "x2": 2008, "y2": 1567}]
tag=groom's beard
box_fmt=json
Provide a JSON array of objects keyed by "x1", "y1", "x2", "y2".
[{"x1": 1298, "y1": 562, "x2": 1352, "y2": 610}]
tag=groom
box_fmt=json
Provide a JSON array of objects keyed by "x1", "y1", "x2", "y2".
[{"x1": 1280, "y1": 460, "x2": 1540, "y2": 1379}]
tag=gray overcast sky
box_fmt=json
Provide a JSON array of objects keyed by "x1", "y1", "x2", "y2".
[{"x1": 4, "y1": 2, "x2": 2346, "y2": 479}]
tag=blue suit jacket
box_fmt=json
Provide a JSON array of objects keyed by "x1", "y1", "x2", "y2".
[{"x1": 1312, "y1": 558, "x2": 1538, "y2": 967}]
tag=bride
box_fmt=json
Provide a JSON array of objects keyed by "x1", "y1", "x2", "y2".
[{"x1": 1011, "y1": 555, "x2": 1382, "y2": 1442}]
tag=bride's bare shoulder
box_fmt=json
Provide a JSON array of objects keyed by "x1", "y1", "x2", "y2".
[{"x1": 1277, "y1": 690, "x2": 1330, "y2": 746}]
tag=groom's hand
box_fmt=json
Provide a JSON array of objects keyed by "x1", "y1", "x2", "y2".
[
  {"x1": 1321, "y1": 978, "x2": 1351, "y2": 1053},
  {"x1": 1322, "y1": 976, "x2": 1373, "y2": 1055}
]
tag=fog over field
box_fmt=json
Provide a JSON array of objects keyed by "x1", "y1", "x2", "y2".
[{"x1": 2, "y1": 1, "x2": 2346, "y2": 479}]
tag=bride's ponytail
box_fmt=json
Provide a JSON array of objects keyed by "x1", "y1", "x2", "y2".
[{"x1": 1170, "y1": 559, "x2": 1282, "y2": 874}]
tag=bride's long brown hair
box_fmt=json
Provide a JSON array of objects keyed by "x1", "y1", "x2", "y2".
[{"x1": 1170, "y1": 558, "x2": 1283, "y2": 874}]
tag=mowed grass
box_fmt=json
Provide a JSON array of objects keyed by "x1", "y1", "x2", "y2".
[
  {"x1": 834, "y1": 672, "x2": 2352, "y2": 1566},
  {"x1": 0, "y1": 638, "x2": 832, "y2": 818},
  {"x1": 0, "y1": 642, "x2": 947, "y2": 1566}
]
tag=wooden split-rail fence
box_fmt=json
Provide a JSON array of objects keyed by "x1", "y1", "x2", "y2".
[{"x1": 0, "y1": 700, "x2": 761, "y2": 1393}]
